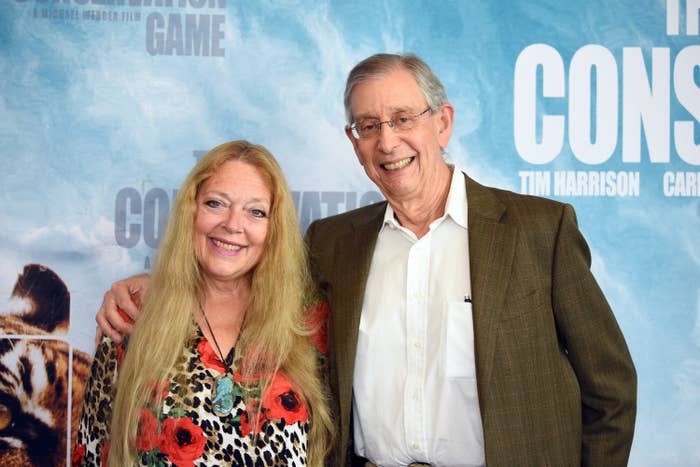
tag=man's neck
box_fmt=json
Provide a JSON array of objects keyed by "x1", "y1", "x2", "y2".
[{"x1": 389, "y1": 165, "x2": 454, "y2": 238}]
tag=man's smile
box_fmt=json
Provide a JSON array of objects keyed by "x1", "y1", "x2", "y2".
[{"x1": 381, "y1": 156, "x2": 414, "y2": 171}]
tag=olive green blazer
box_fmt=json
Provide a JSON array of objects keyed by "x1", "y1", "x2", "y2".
[{"x1": 305, "y1": 174, "x2": 636, "y2": 467}]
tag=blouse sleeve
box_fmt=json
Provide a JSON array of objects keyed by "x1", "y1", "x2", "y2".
[{"x1": 73, "y1": 336, "x2": 122, "y2": 467}]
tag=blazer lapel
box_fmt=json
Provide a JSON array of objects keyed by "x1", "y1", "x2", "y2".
[{"x1": 465, "y1": 175, "x2": 518, "y2": 388}]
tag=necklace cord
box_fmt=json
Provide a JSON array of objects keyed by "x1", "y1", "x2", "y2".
[{"x1": 198, "y1": 302, "x2": 230, "y2": 369}]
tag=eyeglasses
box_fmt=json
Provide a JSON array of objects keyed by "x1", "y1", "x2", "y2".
[{"x1": 349, "y1": 107, "x2": 432, "y2": 140}]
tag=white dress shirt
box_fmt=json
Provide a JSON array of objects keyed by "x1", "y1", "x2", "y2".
[{"x1": 352, "y1": 167, "x2": 486, "y2": 467}]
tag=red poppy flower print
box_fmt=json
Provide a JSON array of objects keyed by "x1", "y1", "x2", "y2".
[
  {"x1": 306, "y1": 300, "x2": 329, "y2": 355},
  {"x1": 100, "y1": 440, "x2": 110, "y2": 467},
  {"x1": 239, "y1": 409, "x2": 266, "y2": 437},
  {"x1": 136, "y1": 408, "x2": 159, "y2": 452},
  {"x1": 115, "y1": 342, "x2": 125, "y2": 368},
  {"x1": 71, "y1": 444, "x2": 85, "y2": 467},
  {"x1": 149, "y1": 380, "x2": 170, "y2": 406},
  {"x1": 262, "y1": 373, "x2": 308, "y2": 425},
  {"x1": 158, "y1": 417, "x2": 206, "y2": 467},
  {"x1": 197, "y1": 339, "x2": 225, "y2": 373}
]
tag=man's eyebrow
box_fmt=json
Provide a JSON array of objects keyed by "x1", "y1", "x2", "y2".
[
  {"x1": 354, "y1": 106, "x2": 417, "y2": 120},
  {"x1": 387, "y1": 106, "x2": 417, "y2": 113},
  {"x1": 353, "y1": 112, "x2": 378, "y2": 121}
]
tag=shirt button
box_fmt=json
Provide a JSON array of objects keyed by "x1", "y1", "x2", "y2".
[
  {"x1": 411, "y1": 391, "x2": 418, "y2": 400},
  {"x1": 411, "y1": 442, "x2": 420, "y2": 450},
  {"x1": 413, "y1": 340, "x2": 422, "y2": 348}
]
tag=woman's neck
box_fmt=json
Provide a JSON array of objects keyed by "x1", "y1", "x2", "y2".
[{"x1": 197, "y1": 280, "x2": 250, "y2": 359}]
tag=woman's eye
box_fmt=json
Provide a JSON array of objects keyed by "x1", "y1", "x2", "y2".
[
  {"x1": 204, "y1": 200, "x2": 222, "y2": 208},
  {"x1": 251, "y1": 209, "x2": 267, "y2": 218}
]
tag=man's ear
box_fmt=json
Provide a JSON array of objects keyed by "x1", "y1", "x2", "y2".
[
  {"x1": 436, "y1": 103, "x2": 454, "y2": 149},
  {"x1": 345, "y1": 125, "x2": 365, "y2": 166}
]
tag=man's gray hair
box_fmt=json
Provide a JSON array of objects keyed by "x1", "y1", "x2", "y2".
[{"x1": 343, "y1": 53, "x2": 448, "y2": 124}]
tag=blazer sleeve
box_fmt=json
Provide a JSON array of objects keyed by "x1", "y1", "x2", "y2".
[
  {"x1": 304, "y1": 218, "x2": 356, "y2": 467},
  {"x1": 551, "y1": 204, "x2": 637, "y2": 466},
  {"x1": 304, "y1": 220, "x2": 321, "y2": 286}
]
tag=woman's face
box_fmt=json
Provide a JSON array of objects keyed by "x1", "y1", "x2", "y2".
[{"x1": 193, "y1": 160, "x2": 271, "y2": 289}]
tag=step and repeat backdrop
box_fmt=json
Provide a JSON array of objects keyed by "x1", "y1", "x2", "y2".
[{"x1": 1, "y1": 0, "x2": 698, "y2": 465}]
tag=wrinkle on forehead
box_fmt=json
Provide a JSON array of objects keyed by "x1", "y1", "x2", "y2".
[
  {"x1": 353, "y1": 105, "x2": 423, "y2": 121},
  {"x1": 348, "y1": 68, "x2": 427, "y2": 119}
]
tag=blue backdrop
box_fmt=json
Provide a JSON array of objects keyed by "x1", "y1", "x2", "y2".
[{"x1": 1, "y1": 1, "x2": 699, "y2": 465}]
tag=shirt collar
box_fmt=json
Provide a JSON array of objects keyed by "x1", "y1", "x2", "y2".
[
  {"x1": 382, "y1": 165, "x2": 468, "y2": 231},
  {"x1": 444, "y1": 165, "x2": 468, "y2": 228}
]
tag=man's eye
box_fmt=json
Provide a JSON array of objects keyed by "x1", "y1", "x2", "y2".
[
  {"x1": 395, "y1": 115, "x2": 412, "y2": 125},
  {"x1": 360, "y1": 121, "x2": 378, "y2": 131}
]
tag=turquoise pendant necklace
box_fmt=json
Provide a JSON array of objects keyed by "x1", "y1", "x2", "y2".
[
  {"x1": 199, "y1": 303, "x2": 235, "y2": 417},
  {"x1": 211, "y1": 375, "x2": 234, "y2": 416}
]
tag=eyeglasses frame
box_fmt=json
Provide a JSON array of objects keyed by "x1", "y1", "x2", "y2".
[{"x1": 349, "y1": 107, "x2": 433, "y2": 140}]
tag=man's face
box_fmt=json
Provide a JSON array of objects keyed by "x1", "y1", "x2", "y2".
[{"x1": 345, "y1": 67, "x2": 453, "y2": 205}]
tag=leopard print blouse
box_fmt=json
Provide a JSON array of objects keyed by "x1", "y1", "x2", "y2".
[{"x1": 74, "y1": 326, "x2": 310, "y2": 466}]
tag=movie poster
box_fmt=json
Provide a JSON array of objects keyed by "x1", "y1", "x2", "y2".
[{"x1": 1, "y1": 1, "x2": 697, "y2": 465}]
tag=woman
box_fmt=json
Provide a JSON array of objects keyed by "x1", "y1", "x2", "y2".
[{"x1": 74, "y1": 141, "x2": 332, "y2": 466}]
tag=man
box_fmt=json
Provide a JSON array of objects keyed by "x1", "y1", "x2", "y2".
[{"x1": 97, "y1": 53, "x2": 637, "y2": 466}]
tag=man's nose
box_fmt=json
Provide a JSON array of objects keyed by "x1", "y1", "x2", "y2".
[{"x1": 376, "y1": 121, "x2": 400, "y2": 153}]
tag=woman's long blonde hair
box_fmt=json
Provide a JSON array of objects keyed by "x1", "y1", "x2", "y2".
[{"x1": 108, "y1": 140, "x2": 332, "y2": 466}]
